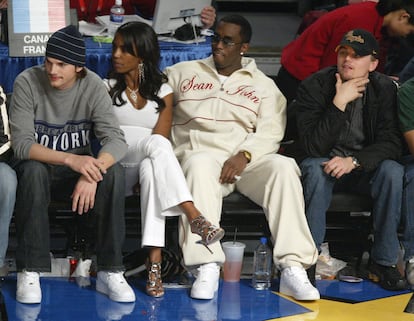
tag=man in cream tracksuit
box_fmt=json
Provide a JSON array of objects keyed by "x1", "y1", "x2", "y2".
[{"x1": 165, "y1": 14, "x2": 319, "y2": 301}]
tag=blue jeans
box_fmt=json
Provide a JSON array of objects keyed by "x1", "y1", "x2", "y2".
[
  {"x1": 300, "y1": 158, "x2": 404, "y2": 266},
  {"x1": 0, "y1": 162, "x2": 17, "y2": 266},
  {"x1": 400, "y1": 155, "x2": 414, "y2": 261},
  {"x1": 13, "y1": 160, "x2": 126, "y2": 272}
]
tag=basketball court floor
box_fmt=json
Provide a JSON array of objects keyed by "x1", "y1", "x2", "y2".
[{"x1": 1, "y1": 274, "x2": 414, "y2": 321}]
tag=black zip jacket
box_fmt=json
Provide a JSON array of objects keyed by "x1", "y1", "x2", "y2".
[{"x1": 290, "y1": 66, "x2": 402, "y2": 171}]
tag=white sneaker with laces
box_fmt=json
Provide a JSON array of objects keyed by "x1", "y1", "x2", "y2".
[
  {"x1": 16, "y1": 271, "x2": 42, "y2": 304},
  {"x1": 190, "y1": 263, "x2": 220, "y2": 300},
  {"x1": 96, "y1": 271, "x2": 136, "y2": 302},
  {"x1": 279, "y1": 266, "x2": 320, "y2": 301}
]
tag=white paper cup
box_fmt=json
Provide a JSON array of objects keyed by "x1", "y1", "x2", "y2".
[{"x1": 222, "y1": 241, "x2": 246, "y2": 282}]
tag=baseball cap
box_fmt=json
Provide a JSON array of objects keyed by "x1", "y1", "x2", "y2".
[{"x1": 335, "y1": 29, "x2": 379, "y2": 58}]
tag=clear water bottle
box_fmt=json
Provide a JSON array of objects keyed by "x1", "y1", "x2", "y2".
[
  {"x1": 108, "y1": 0, "x2": 125, "y2": 37},
  {"x1": 252, "y1": 237, "x2": 272, "y2": 290}
]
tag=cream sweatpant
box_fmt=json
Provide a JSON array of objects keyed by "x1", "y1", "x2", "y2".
[
  {"x1": 179, "y1": 151, "x2": 318, "y2": 269},
  {"x1": 121, "y1": 134, "x2": 193, "y2": 248}
]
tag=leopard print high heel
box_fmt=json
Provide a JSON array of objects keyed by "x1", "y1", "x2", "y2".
[
  {"x1": 190, "y1": 215, "x2": 225, "y2": 254},
  {"x1": 146, "y1": 262, "x2": 164, "y2": 298}
]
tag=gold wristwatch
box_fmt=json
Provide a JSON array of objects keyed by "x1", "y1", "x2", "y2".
[{"x1": 242, "y1": 150, "x2": 251, "y2": 163}]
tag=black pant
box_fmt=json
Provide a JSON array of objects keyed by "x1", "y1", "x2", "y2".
[
  {"x1": 275, "y1": 65, "x2": 302, "y2": 106},
  {"x1": 13, "y1": 160, "x2": 126, "y2": 272}
]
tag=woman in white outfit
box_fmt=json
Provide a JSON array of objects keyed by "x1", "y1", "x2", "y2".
[{"x1": 105, "y1": 21, "x2": 224, "y2": 298}]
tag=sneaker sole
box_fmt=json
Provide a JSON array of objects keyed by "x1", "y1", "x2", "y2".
[
  {"x1": 190, "y1": 277, "x2": 219, "y2": 300},
  {"x1": 16, "y1": 293, "x2": 42, "y2": 304},
  {"x1": 190, "y1": 288, "x2": 218, "y2": 300},
  {"x1": 279, "y1": 283, "x2": 320, "y2": 301}
]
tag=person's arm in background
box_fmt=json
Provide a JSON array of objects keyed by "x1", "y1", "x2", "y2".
[
  {"x1": 0, "y1": 0, "x2": 7, "y2": 9},
  {"x1": 200, "y1": 0, "x2": 217, "y2": 30},
  {"x1": 200, "y1": 5, "x2": 216, "y2": 30},
  {"x1": 128, "y1": 0, "x2": 217, "y2": 29}
]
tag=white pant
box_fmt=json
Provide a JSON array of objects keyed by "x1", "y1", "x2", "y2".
[
  {"x1": 179, "y1": 151, "x2": 318, "y2": 269},
  {"x1": 121, "y1": 134, "x2": 193, "y2": 247}
]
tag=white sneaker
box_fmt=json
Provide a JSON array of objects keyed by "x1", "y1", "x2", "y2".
[
  {"x1": 191, "y1": 263, "x2": 220, "y2": 300},
  {"x1": 279, "y1": 266, "x2": 320, "y2": 301},
  {"x1": 16, "y1": 271, "x2": 42, "y2": 304},
  {"x1": 96, "y1": 271, "x2": 136, "y2": 302}
]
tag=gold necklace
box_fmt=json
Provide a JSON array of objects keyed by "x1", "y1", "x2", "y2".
[{"x1": 126, "y1": 86, "x2": 139, "y2": 104}]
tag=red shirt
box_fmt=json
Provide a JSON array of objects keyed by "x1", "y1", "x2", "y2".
[{"x1": 281, "y1": 2, "x2": 384, "y2": 80}]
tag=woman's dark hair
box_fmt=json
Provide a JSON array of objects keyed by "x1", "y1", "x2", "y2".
[
  {"x1": 377, "y1": 0, "x2": 414, "y2": 24},
  {"x1": 219, "y1": 14, "x2": 252, "y2": 44},
  {"x1": 108, "y1": 21, "x2": 168, "y2": 110}
]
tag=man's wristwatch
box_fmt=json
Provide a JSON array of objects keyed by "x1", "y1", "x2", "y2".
[
  {"x1": 242, "y1": 150, "x2": 251, "y2": 163},
  {"x1": 351, "y1": 156, "x2": 361, "y2": 169}
]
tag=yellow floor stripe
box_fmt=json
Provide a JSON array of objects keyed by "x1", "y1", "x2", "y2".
[{"x1": 270, "y1": 292, "x2": 414, "y2": 321}]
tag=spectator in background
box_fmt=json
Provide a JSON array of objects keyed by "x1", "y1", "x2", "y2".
[
  {"x1": 9, "y1": 25, "x2": 135, "y2": 304},
  {"x1": 387, "y1": 34, "x2": 414, "y2": 83},
  {"x1": 277, "y1": 0, "x2": 414, "y2": 105},
  {"x1": 69, "y1": 0, "x2": 216, "y2": 30},
  {"x1": 0, "y1": 0, "x2": 7, "y2": 9},
  {"x1": 0, "y1": 85, "x2": 16, "y2": 277},
  {"x1": 397, "y1": 75, "x2": 414, "y2": 288},
  {"x1": 293, "y1": 29, "x2": 410, "y2": 291},
  {"x1": 297, "y1": 0, "x2": 378, "y2": 17},
  {"x1": 165, "y1": 14, "x2": 320, "y2": 302}
]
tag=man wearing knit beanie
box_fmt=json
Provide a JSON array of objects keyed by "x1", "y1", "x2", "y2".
[
  {"x1": 46, "y1": 25, "x2": 86, "y2": 67},
  {"x1": 9, "y1": 25, "x2": 135, "y2": 304}
]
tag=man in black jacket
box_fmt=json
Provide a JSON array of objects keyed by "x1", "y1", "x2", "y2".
[{"x1": 292, "y1": 29, "x2": 410, "y2": 290}]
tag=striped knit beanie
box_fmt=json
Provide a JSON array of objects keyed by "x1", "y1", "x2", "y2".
[{"x1": 46, "y1": 25, "x2": 86, "y2": 66}]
